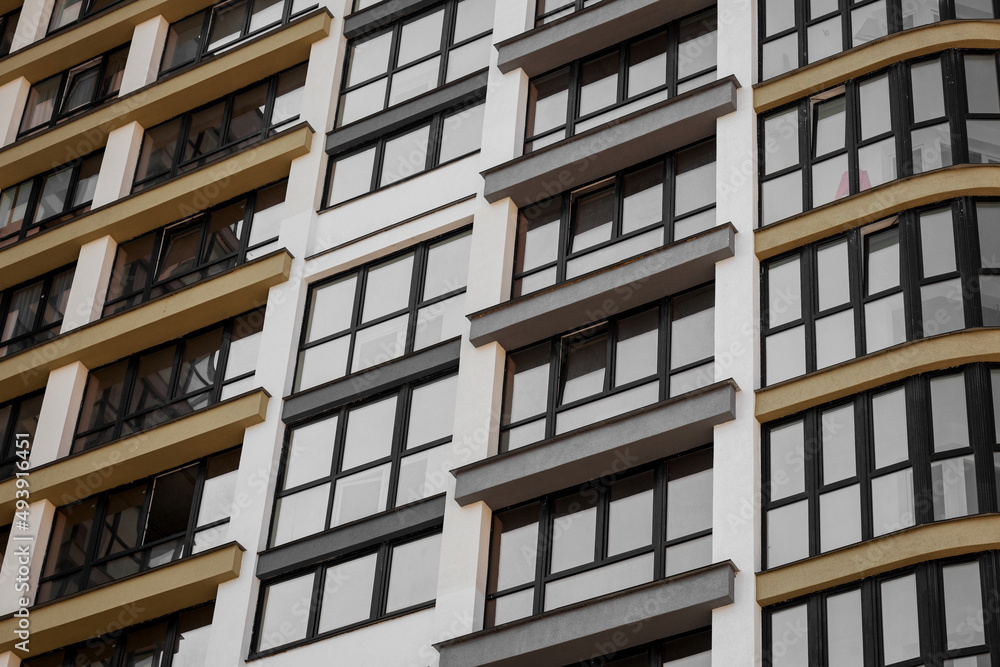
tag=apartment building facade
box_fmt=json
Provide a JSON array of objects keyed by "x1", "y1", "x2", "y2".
[{"x1": 0, "y1": 0, "x2": 995, "y2": 664}]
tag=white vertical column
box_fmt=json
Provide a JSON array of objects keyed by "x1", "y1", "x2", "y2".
[
  {"x1": 711, "y1": 0, "x2": 761, "y2": 664},
  {"x1": 0, "y1": 651, "x2": 22, "y2": 667},
  {"x1": 120, "y1": 17, "x2": 170, "y2": 95},
  {"x1": 30, "y1": 362, "x2": 90, "y2": 467},
  {"x1": 9, "y1": 0, "x2": 53, "y2": 53},
  {"x1": 91, "y1": 121, "x2": 145, "y2": 207},
  {"x1": 60, "y1": 236, "x2": 118, "y2": 332},
  {"x1": 0, "y1": 78, "x2": 31, "y2": 147},
  {"x1": 0, "y1": 499, "x2": 56, "y2": 615}
]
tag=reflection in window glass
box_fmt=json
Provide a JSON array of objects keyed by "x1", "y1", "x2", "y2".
[{"x1": 881, "y1": 575, "x2": 920, "y2": 664}]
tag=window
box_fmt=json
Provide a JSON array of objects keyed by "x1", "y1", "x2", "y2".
[
  {"x1": 160, "y1": 0, "x2": 319, "y2": 75},
  {"x1": 500, "y1": 286, "x2": 715, "y2": 451},
  {"x1": 0, "y1": 152, "x2": 104, "y2": 249},
  {"x1": 760, "y1": 50, "x2": 1000, "y2": 225},
  {"x1": 336, "y1": 0, "x2": 494, "y2": 127},
  {"x1": 0, "y1": 265, "x2": 75, "y2": 358},
  {"x1": 270, "y1": 371, "x2": 457, "y2": 546},
  {"x1": 766, "y1": 555, "x2": 993, "y2": 666},
  {"x1": 486, "y1": 450, "x2": 713, "y2": 627},
  {"x1": 73, "y1": 310, "x2": 265, "y2": 451},
  {"x1": 325, "y1": 99, "x2": 485, "y2": 205},
  {"x1": 534, "y1": 0, "x2": 607, "y2": 25},
  {"x1": 513, "y1": 140, "x2": 717, "y2": 297},
  {"x1": 0, "y1": 9, "x2": 20, "y2": 58},
  {"x1": 524, "y1": 10, "x2": 717, "y2": 152},
  {"x1": 19, "y1": 45, "x2": 128, "y2": 137},
  {"x1": 133, "y1": 64, "x2": 307, "y2": 192},
  {"x1": 557, "y1": 630, "x2": 711, "y2": 667},
  {"x1": 0, "y1": 391, "x2": 43, "y2": 479},
  {"x1": 253, "y1": 529, "x2": 442, "y2": 655},
  {"x1": 760, "y1": 0, "x2": 1000, "y2": 80},
  {"x1": 36, "y1": 450, "x2": 239, "y2": 604},
  {"x1": 761, "y1": 199, "x2": 1000, "y2": 386},
  {"x1": 23, "y1": 603, "x2": 215, "y2": 667},
  {"x1": 104, "y1": 181, "x2": 287, "y2": 316},
  {"x1": 47, "y1": 0, "x2": 125, "y2": 35},
  {"x1": 762, "y1": 364, "x2": 1000, "y2": 569},
  {"x1": 294, "y1": 229, "x2": 471, "y2": 391}
]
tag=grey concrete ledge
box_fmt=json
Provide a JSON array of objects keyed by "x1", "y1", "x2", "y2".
[
  {"x1": 256, "y1": 494, "x2": 445, "y2": 580},
  {"x1": 452, "y1": 380, "x2": 738, "y2": 510},
  {"x1": 468, "y1": 223, "x2": 736, "y2": 351},
  {"x1": 327, "y1": 74, "x2": 487, "y2": 156},
  {"x1": 497, "y1": 0, "x2": 715, "y2": 77},
  {"x1": 435, "y1": 561, "x2": 737, "y2": 667},
  {"x1": 482, "y1": 76, "x2": 739, "y2": 207},
  {"x1": 343, "y1": 0, "x2": 440, "y2": 38},
  {"x1": 282, "y1": 339, "x2": 461, "y2": 425}
]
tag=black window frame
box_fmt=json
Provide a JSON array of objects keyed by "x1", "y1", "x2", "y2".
[
  {"x1": 158, "y1": 0, "x2": 319, "y2": 77},
  {"x1": 762, "y1": 363, "x2": 1000, "y2": 570},
  {"x1": 0, "y1": 8, "x2": 21, "y2": 58},
  {"x1": 0, "y1": 264, "x2": 76, "y2": 360},
  {"x1": 36, "y1": 448, "x2": 240, "y2": 605},
  {"x1": 523, "y1": 8, "x2": 718, "y2": 153},
  {"x1": 0, "y1": 390, "x2": 44, "y2": 480},
  {"x1": 556, "y1": 628, "x2": 712, "y2": 667},
  {"x1": 46, "y1": 0, "x2": 126, "y2": 36},
  {"x1": 131, "y1": 63, "x2": 307, "y2": 193},
  {"x1": 533, "y1": 0, "x2": 606, "y2": 26},
  {"x1": 758, "y1": 49, "x2": 1000, "y2": 227},
  {"x1": 103, "y1": 180, "x2": 288, "y2": 317},
  {"x1": 512, "y1": 138, "x2": 718, "y2": 298}
]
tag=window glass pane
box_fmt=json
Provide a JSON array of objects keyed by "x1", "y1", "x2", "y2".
[
  {"x1": 491, "y1": 504, "x2": 538, "y2": 591},
  {"x1": 674, "y1": 140, "x2": 716, "y2": 216},
  {"x1": 978, "y1": 203, "x2": 1000, "y2": 268},
  {"x1": 348, "y1": 32, "x2": 391, "y2": 86},
  {"x1": 526, "y1": 69, "x2": 569, "y2": 138},
  {"x1": 249, "y1": 0, "x2": 283, "y2": 31},
  {"x1": 816, "y1": 309, "x2": 855, "y2": 369},
  {"x1": 608, "y1": 471, "x2": 654, "y2": 556},
  {"x1": 619, "y1": 162, "x2": 664, "y2": 235},
  {"x1": 122, "y1": 622, "x2": 168, "y2": 667},
  {"x1": 390, "y1": 53, "x2": 441, "y2": 108},
  {"x1": 439, "y1": 102, "x2": 485, "y2": 163},
  {"x1": 677, "y1": 11, "x2": 717, "y2": 80},
  {"x1": 362, "y1": 254, "x2": 413, "y2": 322},
  {"x1": 765, "y1": 0, "x2": 796, "y2": 34},
  {"x1": 227, "y1": 83, "x2": 268, "y2": 143},
  {"x1": 505, "y1": 344, "x2": 550, "y2": 424},
  {"x1": 454, "y1": 0, "x2": 494, "y2": 41},
  {"x1": 857, "y1": 136, "x2": 896, "y2": 190},
  {"x1": 902, "y1": 0, "x2": 940, "y2": 26},
  {"x1": 61, "y1": 62, "x2": 100, "y2": 114},
  {"x1": 415, "y1": 293, "x2": 465, "y2": 350},
  {"x1": 295, "y1": 334, "x2": 345, "y2": 391},
  {"x1": 857, "y1": 75, "x2": 891, "y2": 143},
  {"x1": 396, "y1": 443, "x2": 450, "y2": 504},
  {"x1": 171, "y1": 604, "x2": 214, "y2": 667},
  {"x1": 331, "y1": 463, "x2": 390, "y2": 525},
  {"x1": 671, "y1": 286, "x2": 714, "y2": 368},
  {"x1": 965, "y1": 55, "x2": 1000, "y2": 114},
  {"x1": 932, "y1": 455, "x2": 978, "y2": 521},
  {"x1": 762, "y1": 170, "x2": 803, "y2": 224},
  {"x1": 545, "y1": 552, "x2": 653, "y2": 610},
  {"x1": 943, "y1": 561, "x2": 985, "y2": 650},
  {"x1": 0, "y1": 180, "x2": 34, "y2": 241},
  {"x1": 864, "y1": 292, "x2": 905, "y2": 351},
  {"x1": 352, "y1": 314, "x2": 408, "y2": 371},
  {"x1": 342, "y1": 396, "x2": 397, "y2": 470},
  {"x1": 407, "y1": 374, "x2": 457, "y2": 448},
  {"x1": 956, "y1": 0, "x2": 995, "y2": 16},
  {"x1": 177, "y1": 329, "x2": 222, "y2": 395},
  {"x1": 380, "y1": 125, "x2": 430, "y2": 187},
  {"x1": 397, "y1": 9, "x2": 444, "y2": 67},
  {"x1": 871, "y1": 468, "x2": 915, "y2": 536},
  {"x1": 136, "y1": 118, "x2": 182, "y2": 183},
  {"x1": 163, "y1": 13, "x2": 204, "y2": 71},
  {"x1": 516, "y1": 198, "x2": 560, "y2": 278},
  {"x1": 77, "y1": 361, "x2": 127, "y2": 434},
  {"x1": 284, "y1": 416, "x2": 337, "y2": 489},
  {"x1": 763, "y1": 34, "x2": 798, "y2": 80},
  {"x1": 911, "y1": 122, "x2": 953, "y2": 173},
  {"x1": 579, "y1": 52, "x2": 619, "y2": 117},
  {"x1": 881, "y1": 574, "x2": 920, "y2": 664},
  {"x1": 101, "y1": 47, "x2": 128, "y2": 100},
  {"x1": 271, "y1": 483, "x2": 328, "y2": 545},
  {"x1": 489, "y1": 589, "x2": 534, "y2": 627},
  {"x1": 20, "y1": 76, "x2": 60, "y2": 133},
  {"x1": 181, "y1": 102, "x2": 225, "y2": 163},
  {"x1": 667, "y1": 450, "x2": 713, "y2": 539},
  {"x1": 43, "y1": 499, "x2": 96, "y2": 577},
  {"x1": 49, "y1": 0, "x2": 84, "y2": 31},
  {"x1": 257, "y1": 574, "x2": 314, "y2": 651},
  {"x1": 615, "y1": 308, "x2": 659, "y2": 386},
  {"x1": 822, "y1": 404, "x2": 856, "y2": 483},
  {"x1": 968, "y1": 119, "x2": 1000, "y2": 164},
  {"x1": 559, "y1": 326, "x2": 607, "y2": 404},
  {"x1": 271, "y1": 65, "x2": 307, "y2": 129},
  {"x1": 807, "y1": 16, "x2": 841, "y2": 63},
  {"x1": 628, "y1": 32, "x2": 668, "y2": 98},
  {"x1": 34, "y1": 168, "x2": 73, "y2": 222},
  {"x1": 328, "y1": 148, "x2": 376, "y2": 205},
  {"x1": 318, "y1": 553, "x2": 376, "y2": 633},
  {"x1": 911, "y1": 58, "x2": 945, "y2": 122},
  {"x1": 931, "y1": 373, "x2": 969, "y2": 452},
  {"x1": 306, "y1": 276, "x2": 357, "y2": 345},
  {"x1": 872, "y1": 387, "x2": 907, "y2": 468},
  {"x1": 811, "y1": 153, "x2": 849, "y2": 207},
  {"x1": 207, "y1": 0, "x2": 247, "y2": 51},
  {"x1": 817, "y1": 240, "x2": 850, "y2": 310},
  {"x1": 129, "y1": 346, "x2": 176, "y2": 413},
  {"x1": 386, "y1": 533, "x2": 442, "y2": 612},
  {"x1": 72, "y1": 154, "x2": 102, "y2": 208},
  {"x1": 766, "y1": 326, "x2": 806, "y2": 384},
  {"x1": 338, "y1": 80, "x2": 388, "y2": 126},
  {"x1": 771, "y1": 604, "x2": 808, "y2": 666},
  {"x1": 827, "y1": 589, "x2": 863, "y2": 667},
  {"x1": 919, "y1": 207, "x2": 956, "y2": 277},
  {"x1": 819, "y1": 484, "x2": 860, "y2": 551},
  {"x1": 196, "y1": 450, "x2": 239, "y2": 527},
  {"x1": 866, "y1": 226, "x2": 899, "y2": 294},
  {"x1": 551, "y1": 489, "x2": 598, "y2": 572},
  {"x1": 767, "y1": 500, "x2": 808, "y2": 568},
  {"x1": 570, "y1": 184, "x2": 614, "y2": 253},
  {"x1": 921, "y1": 278, "x2": 964, "y2": 336},
  {"x1": 768, "y1": 255, "x2": 801, "y2": 326},
  {"x1": 764, "y1": 110, "x2": 800, "y2": 175},
  {"x1": 2, "y1": 282, "x2": 42, "y2": 343},
  {"x1": 769, "y1": 420, "x2": 805, "y2": 501}
]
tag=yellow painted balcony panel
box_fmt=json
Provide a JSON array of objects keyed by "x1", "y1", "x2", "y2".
[
  {"x1": 0, "y1": 250, "x2": 291, "y2": 404},
  {"x1": 0, "y1": 9, "x2": 330, "y2": 188},
  {"x1": 0, "y1": 0, "x2": 221, "y2": 87},
  {"x1": 0, "y1": 123, "x2": 311, "y2": 291},
  {"x1": 757, "y1": 514, "x2": 1000, "y2": 606},
  {"x1": 755, "y1": 164, "x2": 1000, "y2": 261},
  {"x1": 756, "y1": 328, "x2": 1000, "y2": 422},
  {"x1": 754, "y1": 20, "x2": 1000, "y2": 113},
  {"x1": 0, "y1": 542, "x2": 243, "y2": 656},
  {"x1": 0, "y1": 390, "x2": 268, "y2": 524}
]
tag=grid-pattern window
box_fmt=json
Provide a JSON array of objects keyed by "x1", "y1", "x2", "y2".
[
  {"x1": 336, "y1": 0, "x2": 494, "y2": 127},
  {"x1": 0, "y1": 151, "x2": 104, "y2": 249},
  {"x1": 486, "y1": 450, "x2": 713, "y2": 627},
  {"x1": 37, "y1": 449, "x2": 240, "y2": 604},
  {"x1": 22, "y1": 603, "x2": 215, "y2": 667},
  {"x1": 513, "y1": 140, "x2": 717, "y2": 297},
  {"x1": 558, "y1": 630, "x2": 712, "y2": 667},
  {"x1": 47, "y1": 0, "x2": 125, "y2": 35},
  {"x1": 524, "y1": 9, "x2": 717, "y2": 153},
  {"x1": 763, "y1": 364, "x2": 1000, "y2": 569},
  {"x1": 762, "y1": 198, "x2": 1000, "y2": 385},
  {"x1": 294, "y1": 229, "x2": 471, "y2": 391},
  {"x1": 500, "y1": 286, "x2": 715, "y2": 452},
  {"x1": 270, "y1": 371, "x2": 457, "y2": 546},
  {"x1": 759, "y1": 50, "x2": 1000, "y2": 226},
  {"x1": 73, "y1": 310, "x2": 265, "y2": 451},
  {"x1": 160, "y1": 0, "x2": 319, "y2": 76},
  {"x1": 326, "y1": 99, "x2": 485, "y2": 206},
  {"x1": 0, "y1": 9, "x2": 20, "y2": 57},
  {"x1": 19, "y1": 44, "x2": 128, "y2": 138},
  {"x1": 0, "y1": 391, "x2": 43, "y2": 479},
  {"x1": 760, "y1": 0, "x2": 1000, "y2": 81},
  {"x1": 533, "y1": 0, "x2": 607, "y2": 25},
  {"x1": 133, "y1": 64, "x2": 307, "y2": 192},
  {"x1": 253, "y1": 529, "x2": 442, "y2": 655},
  {"x1": 104, "y1": 181, "x2": 287, "y2": 316},
  {"x1": 0, "y1": 265, "x2": 75, "y2": 359},
  {"x1": 766, "y1": 554, "x2": 995, "y2": 666}
]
